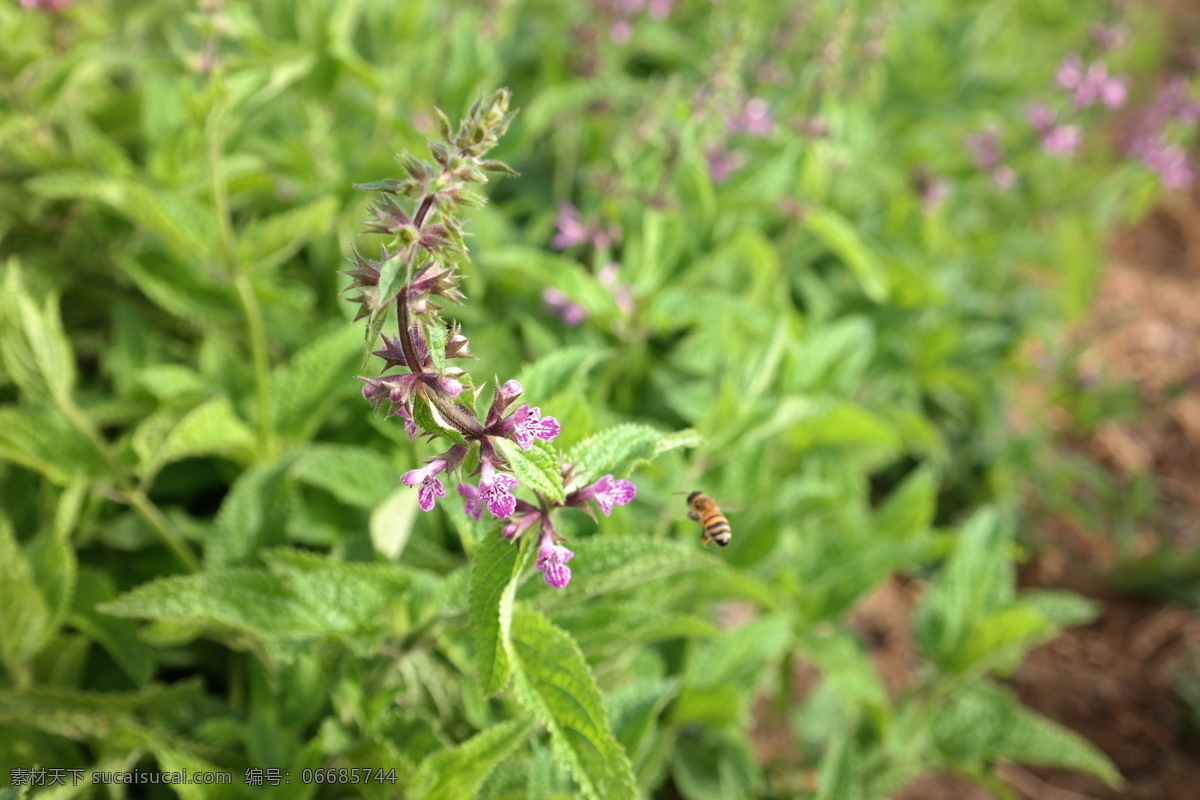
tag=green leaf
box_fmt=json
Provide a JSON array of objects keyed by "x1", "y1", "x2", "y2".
[
  {"x1": 604, "y1": 678, "x2": 680, "y2": 766},
  {"x1": 70, "y1": 567, "x2": 156, "y2": 685},
  {"x1": 684, "y1": 612, "x2": 793, "y2": 691},
  {"x1": 540, "y1": 537, "x2": 719, "y2": 602},
  {"x1": 804, "y1": 209, "x2": 888, "y2": 302},
  {"x1": 0, "y1": 681, "x2": 204, "y2": 741},
  {"x1": 134, "y1": 395, "x2": 255, "y2": 479},
  {"x1": 0, "y1": 406, "x2": 109, "y2": 484},
  {"x1": 567, "y1": 424, "x2": 702, "y2": 490},
  {"x1": 495, "y1": 438, "x2": 564, "y2": 504},
  {"x1": 507, "y1": 609, "x2": 638, "y2": 800},
  {"x1": 411, "y1": 718, "x2": 535, "y2": 800},
  {"x1": 514, "y1": 345, "x2": 609, "y2": 401},
  {"x1": 914, "y1": 508, "x2": 1013, "y2": 671},
  {"x1": 266, "y1": 324, "x2": 362, "y2": 442},
  {"x1": 24, "y1": 520, "x2": 77, "y2": 658},
  {"x1": 933, "y1": 682, "x2": 1121, "y2": 789},
  {"x1": 795, "y1": 627, "x2": 888, "y2": 708},
  {"x1": 0, "y1": 263, "x2": 76, "y2": 402},
  {"x1": 470, "y1": 535, "x2": 520, "y2": 694},
  {"x1": 874, "y1": 466, "x2": 936, "y2": 541},
  {"x1": 0, "y1": 516, "x2": 51, "y2": 670},
  {"x1": 371, "y1": 486, "x2": 420, "y2": 562},
  {"x1": 207, "y1": 459, "x2": 295, "y2": 569},
  {"x1": 425, "y1": 319, "x2": 448, "y2": 372},
  {"x1": 411, "y1": 395, "x2": 470, "y2": 446},
  {"x1": 290, "y1": 443, "x2": 397, "y2": 509},
  {"x1": 26, "y1": 173, "x2": 218, "y2": 263},
  {"x1": 237, "y1": 195, "x2": 339, "y2": 276},
  {"x1": 480, "y1": 246, "x2": 622, "y2": 319},
  {"x1": 99, "y1": 554, "x2": 417, "y2": 661}
]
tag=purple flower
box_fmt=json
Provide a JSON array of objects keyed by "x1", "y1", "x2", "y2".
[
  {"x1": 551, "y1": 202, "x2": 590, "y2": 250},
  {"x1": 457, "y1": 483, "x2": 484, "y2": 520},
  {"x1": 598, "y1": 262, "x2": 635, "y2": 315},
  {"x1": 1099, "y1": 76, "x2": 1128, "y2": 109},
  {"x1": 1026, "y1": 104, "x2": 1082, "y2": 158},
  {"x1": 1144, "y1": 143, "x2": 1194, "y2": 189},
  {"x1": 543, "y1": 288, "x2": 587, "y2": 326},
  {"x1": 706, "y1": 144, "x2": 744, "y2": 184},
  {"x1": 478, "y1": 462, "x2": 519, "y2": 519},
  {"x1": 576, "y1": 474, "x2": 637, "y2": 516},
  {"x1": 402, "y1": 459, "x2": 449, "y2": 512},
  {"x1": 502, "y1": 511, "x2": 541, "y2": 540},
  {"x1": 991, "y1": 166, "x2": 1017, "y2": 190},
  {"x1": 438, "y1": 375, "x2": 464, "y2": 398},
  {"x1": 509, "y1": 405, "x2": 561, "y2": 450},
  {"x1": 1057, "y1": 54, "x2": 1126, "y2": 109},
  {"x1": 536, "y1": 529, "x2": 574, "y2": 589},
  {"x1": 964, "y1": 129, "x2": 1003, "y2": 171},
  {"x1": 394, "y1": 403, "x2": 419, "y2": 440},
  {"x1": 726, "y1": 98, "x2": 773, "y2": 137},
  {"x1": 1041, "y1": 125, "x2": 1082, "y2": 158}
]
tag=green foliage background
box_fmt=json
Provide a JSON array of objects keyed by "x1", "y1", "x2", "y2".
[{"x1": 0, "y1": 0, "x2": 1181, "y2": 797}]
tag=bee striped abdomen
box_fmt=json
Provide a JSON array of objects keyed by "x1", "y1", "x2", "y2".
[{"x1": 685, "y1": 491, "x2": 732, "y2": 548}]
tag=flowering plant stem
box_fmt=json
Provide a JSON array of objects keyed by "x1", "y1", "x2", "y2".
[{"x1": 344, "y1": 89, "x2": 637, "y2": 588}]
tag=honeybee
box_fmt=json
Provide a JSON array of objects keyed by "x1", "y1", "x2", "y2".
[{"x1": 686, "y1": 491, "x2": 731, "y2": 548}]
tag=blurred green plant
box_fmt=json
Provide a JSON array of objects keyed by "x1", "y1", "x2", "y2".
[{"x1": 3, "y1": 0, "x2": 1195, "y2": 797}]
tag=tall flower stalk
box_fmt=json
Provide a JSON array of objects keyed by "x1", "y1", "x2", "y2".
[{"x1": 342, "y1": 89, "x2": 635, "y2": 587}]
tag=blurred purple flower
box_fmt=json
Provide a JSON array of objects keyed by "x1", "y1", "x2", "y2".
[
  {"x1": 551, "y1": 202, "x2": 590, "y2": 250},
  {"x1": 964, "y1": 128, "x2": 1003, "y2": 170},
  {"x1": 727, "y1": 98, "x2": 773, "y2": 137},
  {"x1": 706, "y1": 144, "x2": 744, "y2": 184},
  {"x1": 1026, "y1": 103, "x2": 1082, "y2": 158},
  {"x1": 1056, "y1": 53, "x2": 1127, "y2": 109},
  {"x1": 598, "y1": 261, "x2": 636, "y2": 315},
  {"x1": 543, "y1": 288, "x2": 587, "y2": 326}
]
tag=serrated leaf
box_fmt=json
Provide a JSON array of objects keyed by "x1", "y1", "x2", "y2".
[
  {"x1": 425, "y1": 320, "x2": 448, "y2": 372},
  {"x1": 804, "y1": 208, "x2": 888, "y2": 301},
  {"x1": 874, "y1": 465, "x2": 936, "y2": 541},
  {"x1": 118, "y1": 253, "x2": 240, "y2": 326},
  {"x1": 495, "y1": 439, "x2": 564, "y2": 504},
  {"x1": 136, "y1": 396, "x2": 255, "y2": 479},
  {"x1": 605, "y1": 678, "x2": 680, "y2": 765},
  {"x1": 99, "y1": 555, "x2": 416, "y2": 661},
  {"x1": 470, "y1": 535, "x2": 520, "y2": 694},
  {"x1": 0, "y1": 263, "x2": 76, "y2": 402},
  {"x1": 69, "y1": 567, "x2": 156, "y2": 685},
  {"x1": 684, "y1": 612, "x2": 793, "y2": 691},
  {"x1": 411, "y1": 395, "x2": 469, "y2": 446},
  {"x1": 371, "y1": 486, "x2": 420, "y2": 562},
  {"x1": 0, "y1": 516, "x2": 51, "y2": 667},
  {"x1": 290, "y1": 443, "x2": 397, "y2": 509},
  {"x1": 932, "y1": 682, "x2": 1121, "y2": 788},
  {"x1": 0, "y1": 681, "x2": 204, "y2": 741},
  {"x1": 266, "y1": 324, "x2": 361, "y2": 442},
  {"x1": 411, "y1": 718, "x2": 535, "y2": 800},
  {"x1": 507, "y1": 609, "x2": 638, "y2": 800},
  {"x1": 0, "y1": 408, "x2": 108, "y2": 487},
  {"x1": 237, "y1": 195, "x2": 339, "y2": 276},
  {"x1": 207, "y1": 459, "x2": 295, "y2": 569},
  {"x1": 794, "y1": 627, "x2": 887, "y2": 709},
  {"x1": 567, "y1": 424, "x2": 701, "y2": 490},
  {"x1": 26, "y1": 173, "x2": 218, "y2": 262},
  {"x1": 514, "y1": 345, "x2": 609, "y2": 401},
  {"x1": 538, "y1": 537, "x2": 719, "y2": 603},
  {"x1": 914, "y1": 508, "x2": 1012, "y2": 671},
  {"x1": 24, "y1": 521, "x2": 77, "y2": 656}
]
